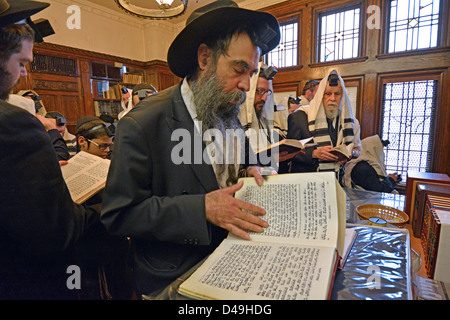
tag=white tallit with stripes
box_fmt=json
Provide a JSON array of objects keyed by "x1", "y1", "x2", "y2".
[
  {"x1": 238, "y1": 61, "x2": 275, "y2": 153},
  {"x1": 299, "y1": 70, "x2": 360, "y2": 173},
  {"x1": 342, "y1": 135, "x2": 388, "y2": 189}
]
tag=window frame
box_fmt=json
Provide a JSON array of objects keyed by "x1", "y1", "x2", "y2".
[
  {"x1": 376, "y1": 70, "x2": 445, "y2": 174},
  {"x1": 312, "y1": 1, "x2": 367, "y2": 65},
  {"x1": 264, "y1": 13, "x2": 302, "y2": 71},
  {"x1": 380, "y1": 0, "x2": 448, "y2": 56}
]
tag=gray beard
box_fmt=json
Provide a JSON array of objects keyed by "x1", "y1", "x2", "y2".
[
  {"x1": 191, "y1": 67, "x2": 247, "y2": 186},
  {"x1": 324, "y1": 103, "x2": 339, "y2": 120},
  {"x1": 191, "y1": 68, "x2": 245, "y2": 135}
]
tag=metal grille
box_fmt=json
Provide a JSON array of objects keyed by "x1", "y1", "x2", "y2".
[
  {"x1": 381, "y1": 80, "x2": 437, "y2": 178},
  {"x1": 387, "y1": 0, "x2": 440, "y2": 53},
  {"x1": 264, "y1": 21, "x2": 298, "y2": 68},
  {"x1": 31, "y1": 53, "x2": 78, "y2": 76},
  {"x1": 318, "y1": 6, "x2": 360, "y2": 62}
]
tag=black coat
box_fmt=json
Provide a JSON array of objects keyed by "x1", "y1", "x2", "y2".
[
  {"x1": 0, "y1": 101, "x2": 98, "y2": 299},
  {"x1": 101, "y1": 83, "x2": 234, "y2": 296},
  {"x1": 279, "y1": 109, "x2": 318, "y2": 173}
]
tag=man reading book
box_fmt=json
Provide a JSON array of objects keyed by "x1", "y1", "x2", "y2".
[
  {"x1": 279, "y1": 70, "x2": 361, "y2": 181},
  {"x1": 100, "y1": 0, "x2": 281, "y2": 298}
]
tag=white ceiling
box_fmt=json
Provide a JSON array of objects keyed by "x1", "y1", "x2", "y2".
[{"x1": 85, "y1": 0, "x2": 247, "y2": 24}]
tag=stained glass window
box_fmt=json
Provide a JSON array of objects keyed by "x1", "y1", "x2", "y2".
[
  {"x1": 318, "y1": 6, "x2": 361, "y2": 62},
  {"x1": 264, "y1": 21, "x2": 298, "y2": 68},
  {"x1": 387, "y1": 0, "x2": 441, "y2": 52}
]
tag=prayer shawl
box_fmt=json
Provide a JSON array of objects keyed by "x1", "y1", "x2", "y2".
[
  {"x1": 7, "y1": 94, "x2": 36, "y2": 115},
  {"x1": 238, "y1": 61, "x2": 275, "y2": 153},
  {"x1": 16, "y1": 89, "x2": 47, "y2": 116},
  {"x1": 299, "y1": 70, "x2": 360, "y2": 173},
  {"x1": 118, "y1": 88, "x2": 133, "y2": 120},
  {"x1": 342, "y1": 135, "x2": 388, "y2": 189}
]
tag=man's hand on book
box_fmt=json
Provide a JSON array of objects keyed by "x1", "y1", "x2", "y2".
[
  {"x1": 312, "y1": 146, "x2": 339, "y2": 162},
  {"x1": 205, "y1": 181, "x2": 269, "y2": 240}
]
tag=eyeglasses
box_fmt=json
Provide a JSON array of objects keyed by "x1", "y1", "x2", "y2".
[
  {"x1": 255, "y1": 88, "x2": 272, "y2": 96},
  {"x1": 86, "y1": 138, "x2": 113, "y2": 150}
]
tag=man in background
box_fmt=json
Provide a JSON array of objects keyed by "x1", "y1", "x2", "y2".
[
  {"x1": 280, "y1": 70, "x2": 361, "y2": 178},
  {"x1": 131, "y1": 82, "x2": 157, "y2": 106},
  {"x1": 239, "y1": 63, "x2": 278, "y2": 153},
  {"x1": 300, "y1": 79, "x2": 319, "y2": 106},
  {"x1": 45, "y1": 111, "x2": 77, "y2": 158}
]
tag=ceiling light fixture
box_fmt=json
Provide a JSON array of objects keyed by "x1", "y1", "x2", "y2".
[{"x1": 114, "y1": 0, "x2": 188, "y2": 20}]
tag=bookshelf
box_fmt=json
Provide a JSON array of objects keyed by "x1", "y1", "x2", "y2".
[{"x1": 90, "y1": 62, "x2": 145, "y2": 119}]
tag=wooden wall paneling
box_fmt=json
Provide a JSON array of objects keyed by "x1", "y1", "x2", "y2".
[
  {"x1": 79, "y1": 59, "x2": 94, "y2": 120},
  {"x1": 146, "y1": 61, "x2": 181, "y2": 91},
  {"x1": 29, "y1": 72, "x2": 83, "y2": 133},
  {"x1": 360, "y1": 72, "x2": 377, "y2": 139}
]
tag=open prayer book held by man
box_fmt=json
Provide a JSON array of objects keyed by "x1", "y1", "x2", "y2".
[{"x1": 179, "y1": 172, "x2": 351, "y2": 300}]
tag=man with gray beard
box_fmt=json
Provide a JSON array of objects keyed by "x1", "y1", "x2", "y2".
[
  {"x1": 279, "y1": 70, "x2": 361, "y2": 178},
  {"x1": 101, "y1": 0, "x2": 281, "y2": 298},
  {"x1": 191, "y1": 61, "x2": 247, "y2": 186}
]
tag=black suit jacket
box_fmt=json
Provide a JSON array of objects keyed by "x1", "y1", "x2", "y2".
[
  {"x1": 0, "y1": 101, "x2": 98, "y2": 299},
  {"x1": 279, "y1": 109, "x2": 318, "y2": 173},
  {"x1": 101, "y1": 83, "x2": 247, "y2": 296}
]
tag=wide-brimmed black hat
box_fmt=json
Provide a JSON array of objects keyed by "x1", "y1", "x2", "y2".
[
  {"x1": 0, "y1": 0, "x2": 49, "y2": 28},
  {"x1": 167, "y1": 0, "x2": 280, "y2": 78}
]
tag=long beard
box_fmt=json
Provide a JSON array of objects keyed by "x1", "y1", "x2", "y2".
[
  {"x1": 191, "y1": 67, "x2": 245, "y2": 135},
  {"x1": 191, "y1": 66, "x2": 247, "y2": 186},
  {"x1": 324, "y1": 102, "x2": 339, "y2": 120}
]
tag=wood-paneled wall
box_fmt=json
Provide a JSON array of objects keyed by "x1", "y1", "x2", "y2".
[
  {"x1": 261, "y1": 0, "x2": 450, "y2": 175},
  {"x1": 15, "y1": 42, "x2": 180, "y2": 134}
]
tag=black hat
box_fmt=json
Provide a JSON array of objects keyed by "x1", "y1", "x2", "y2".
[
  {"x1": 0, "y1": 0, "x2": 49, "y2": 28},
  {"x1": 167, "y1": 0, "x2": 280, "y2": 78},
  {"x1": 132, "y1": 83, "x2": 157, "y2": 96}
]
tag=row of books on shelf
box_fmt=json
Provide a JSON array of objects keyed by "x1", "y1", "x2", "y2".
[
  {"x1": 421, "y1": 194, "x2": 450, "y2": 283},
  {"x1": 405, "y1": 171, "x2": 450, "y2": 284},
  {"x1": 123, "y1": 73, "x2": 143, "y2": 85},
  {"x1": 92, "y1": 81, "x2": 124, "y2": 100}
]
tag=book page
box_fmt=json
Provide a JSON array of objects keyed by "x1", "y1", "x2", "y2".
[
  {"x1": 179, "y1": 239, "x2": 337, "y2": 300},
  {"x1": 331, "y1": 142, "x2": 354, "y2": 160},
  {"x1": 235, "y1": 172, "x2": 342, "y2": 250},
  {"x1": 61, "y1": 151, "x2": 110, "y2": 204}
]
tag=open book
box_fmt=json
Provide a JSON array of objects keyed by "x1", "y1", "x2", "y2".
[
  {"x1": 256, "y1": 137, "x2": 313, "y2": 156},
  {"x1": 330, "y1": 142, "x2": 354, "y2": 161},
  {"x1": 60, "y1": 151, "x2": 110, "y2": 204},
  {"x1": 179, "y1": 172, "x2": 347, "y2": 300}
]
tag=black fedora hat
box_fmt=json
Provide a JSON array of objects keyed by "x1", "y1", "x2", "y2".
[
  {"x1": 0, "y1": 0, "x2": 49, "y2": 28},
  {"x1": 167, "y1": 0, "x2": 280, "y2": 78}
]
